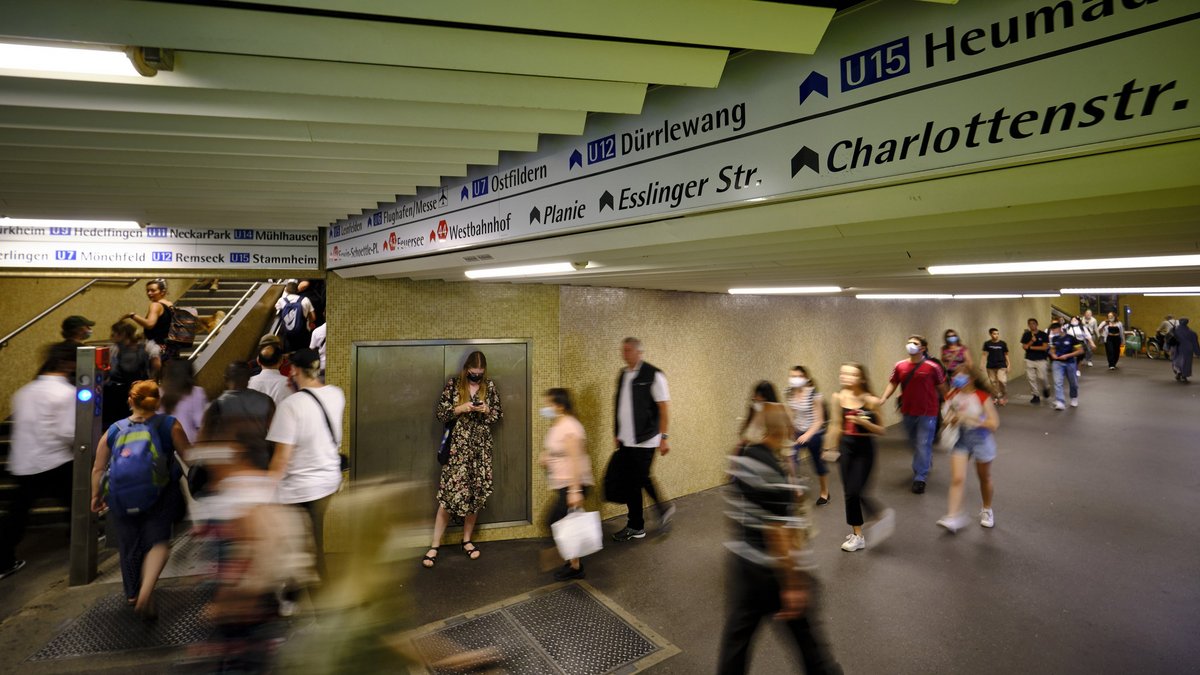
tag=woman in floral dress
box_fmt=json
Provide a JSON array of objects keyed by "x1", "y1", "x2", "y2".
[{"x1": 423, "y1": 351, "x2": 502, "y2": 568}]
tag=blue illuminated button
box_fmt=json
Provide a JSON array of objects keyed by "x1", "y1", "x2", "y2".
[{"x1": 77, "y1": 389, "x2": 93, "y2": 402}]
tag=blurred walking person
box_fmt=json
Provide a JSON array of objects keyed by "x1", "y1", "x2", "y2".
[
  {"x1": 786, "y1": 366, "x2": 830, "y2": 505},
  {"x1": 940, "y1": 328, "x2": 973, "y2": 372},
  {"x1": 126, "y1": 279, "x2": 176, "y2": 359},
  {"x1": 1170, "y1": 318, "x2": 1199, "y2": 383},
  {"x1": 880, "y1": 336, "x2": 946, "y2": 494},
  {"x1": 159, "y1": 359, "x2": 207, "y2": 443},
  {"x1": 937, "y1": 366, "x2": 999, "y2": 532},
  {"x1": 1048, "y1": 321, "x2": 1083, "y2": 410},
  {"x1": 1, "y1": 344, "x2": 77, "y2": 581},
  {"x1": 718, "y1": 381, "x2": 841, "y2": 675},
  {"x1": 826, "y1": 363, "x2": 890, "y2": 552},
  {"x1": 538, "y1": 388, "x2": 594, "y2": 580}
]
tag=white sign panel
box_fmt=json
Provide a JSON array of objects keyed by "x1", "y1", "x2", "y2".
[
  {"x1": 0, "y1": 223, "x2": 320, "y2": 270},
  {"x1": 327, "y1": 0, "x2": 1200, "y2": 270}
]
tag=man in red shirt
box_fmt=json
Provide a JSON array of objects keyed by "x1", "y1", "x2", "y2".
[{"x1": 881, "y1": 335, "x2": 947, "y2": 494}]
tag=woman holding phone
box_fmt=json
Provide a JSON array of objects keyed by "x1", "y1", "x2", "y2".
[
  {"x1": 824, "y1": 362, "x2": 891, "y2": 553},
  {"x1": 424, "y1": 351, "x2": 503, "y2": 568}
]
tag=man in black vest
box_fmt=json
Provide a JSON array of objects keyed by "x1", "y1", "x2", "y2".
[{"x1": 611, "y1": 337, "x2": 675, "y2": 541}]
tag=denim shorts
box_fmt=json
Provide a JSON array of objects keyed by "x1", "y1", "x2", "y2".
[{"x1": 953, "y1": 428, "x2": 997, "y2": 463}]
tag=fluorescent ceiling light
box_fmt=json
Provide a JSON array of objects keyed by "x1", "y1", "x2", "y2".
[
  {"x1": 954, "y1": 294, "x2": 1021, "y2": 299},
  {"x1": 1022, "y1": 293, "x2": 1061, "y2": 298},
  {"x1": 465, "y1": 262, "x2": 577, "y2": 279},
  {"x1": 1061, "y1": 287, "x2": 1200, "y2": 295},
  {"x1": 856, "y1": 294, "x2": 953, "y2": 300},
  {"x1": 729, "y1": 286, "x2": 841, "y2": 295},
  {"x1": 928, "y1": 254, "x2": 1200, "y2": 275},
  {"x1": 0, "y1": 42, "x2": 138, "y2": 77},
  {"x1": 1, "y1": 217, "x2": 141, "y2": 228},
  {"x1": 1144, "y1": 292, "x2": 1200, "y2": 297}
]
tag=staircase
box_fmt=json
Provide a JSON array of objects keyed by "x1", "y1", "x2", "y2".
[
  {"x1": 0, "y1": 417, "x2": 69, "y2": 527},
  {"x1": 175, "y1": 279, "x2": 263, "y2": 361}
]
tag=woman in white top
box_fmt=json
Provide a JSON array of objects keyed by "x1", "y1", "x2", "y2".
[
  {"x1": 1095, "y1": 312, "x2": 1126, "y2": 370},
  {"x1": 267, "y1": 347, "x2": 344, "y2": 579},
  {"x1": 539, "y1": 388, "x2": 594, "y2": 581}
]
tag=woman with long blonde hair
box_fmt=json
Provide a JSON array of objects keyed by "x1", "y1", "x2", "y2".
[
  {"x1": 424, "y1": 351, "x2": 503, "y2": 568},
  {"x1": 824, "y1": 362, "x2": 891, "y2": 553}
]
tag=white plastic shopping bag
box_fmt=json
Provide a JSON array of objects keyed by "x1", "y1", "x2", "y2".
[{"x1": 551, "y1": 509, "x2": 603, "y2": 560}]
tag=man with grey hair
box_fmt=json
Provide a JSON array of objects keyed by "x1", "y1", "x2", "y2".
[{"x1": 609, "y1": 337, "x2": 675, "y2": 541}]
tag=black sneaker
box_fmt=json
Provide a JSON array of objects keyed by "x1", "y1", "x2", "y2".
[
  {"x1": 612, "y1": 527, "x2": 646, "y2": 542},
  {"x1": 1042, "y1": 387, "x2": 1051, "y2": 398},
  {"x1": 815, "y1": 496, "x2": 830, "y2": 506},
  {"x1": 0, "y1": 560, "x2": 26, "y2": 581},
  {"x1": 553, "y1": 564, "x2": 585, "y2": 581},
  {"x1": 912, "y1": 480, "x2": 926, "y2": 494},
  {"x1": 1031, "y1": 395, "x2": 1041, "y2": 404}
]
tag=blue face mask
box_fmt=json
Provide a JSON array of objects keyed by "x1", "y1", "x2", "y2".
[
  {"x1": 952, "y1": 374, "x2": 970, "y2": 389},
  {"x1": 947, "y1": 336, "x2": 959, "y2": 344}
]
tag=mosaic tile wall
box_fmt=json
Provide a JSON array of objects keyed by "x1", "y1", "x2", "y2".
[
  {"x1": 324, "y1": 275, "x2": 561, "y2": 544},
  {"x1": 558, "y1": 286, "x2": 1051, "y2": 520}
]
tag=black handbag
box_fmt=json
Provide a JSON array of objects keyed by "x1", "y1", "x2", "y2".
[
  {"x1": 438, "y1": 418, "x2": 456, "y2": 465},
  {"x1": 603, "y1": 448, "x2": 632, "y2": 503}
]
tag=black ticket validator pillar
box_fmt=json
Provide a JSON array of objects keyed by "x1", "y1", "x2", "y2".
[{"x1": 69, "y1": 346, "x2": 106, "y2": 586}]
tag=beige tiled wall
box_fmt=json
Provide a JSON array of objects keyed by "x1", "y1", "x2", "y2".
[{"x1": 325, "y1": 274, "x2": 1050, "y2": 544}]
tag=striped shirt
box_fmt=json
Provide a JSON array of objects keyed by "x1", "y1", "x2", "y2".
[
  {"x1": 724, "y1": 444, "x2": 814, "y2": 571},
  {"x1": 786, "y1": 388, "x2": 823, "y2": 434}
]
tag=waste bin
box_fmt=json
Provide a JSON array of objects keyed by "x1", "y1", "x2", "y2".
[{"x1": 1124, "y1": 330, "x2": 1142, "y2": 357}]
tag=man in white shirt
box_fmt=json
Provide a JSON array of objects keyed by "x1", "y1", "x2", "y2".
[
  {"x1": 610, "y1": 337, "x2": 675, "y2": 542},
  {"x1": 1, "y1": 343, "x2": 77, "y2": 580},
  {"x1": 248, "y1": 343, "x2": 292, "y2": 406},
  {"x1": 309, "y1": 323, "x2": 327, "y2": 379}
]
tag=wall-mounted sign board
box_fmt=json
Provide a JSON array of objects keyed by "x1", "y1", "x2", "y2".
[
  {"x1": 327, "y1": 0, "x2": 1200, "y2": 270},
  {"x1": 0, "y1": 224, "x2": 320, "y2": 270}
]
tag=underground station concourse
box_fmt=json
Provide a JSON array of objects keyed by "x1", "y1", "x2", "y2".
[{"x1": 0, "y1": 1, "x2": 1198, "y2": 673}]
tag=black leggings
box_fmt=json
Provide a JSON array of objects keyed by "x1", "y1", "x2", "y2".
[
  {"x1": 545, "y1": 486, "x2": 590, "y2": 531},
  {"x1": 838, "y1": 436, "x2": 878, "y2": 528},
  {"x1": 1106, "y1": 335, "x2": 1122, "y2": 367}
]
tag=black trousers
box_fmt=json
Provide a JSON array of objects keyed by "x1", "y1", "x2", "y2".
[
  {"x1": 717, "y1": 556, "x2": 841, "y2": 675},
  {"x1": 0, "y1": 462, "x2": 73, "y2": 569},
  {"x1": 618, "y1": 445, "x2": 663, "y2": 530},
  {"x1": 1106, "y1": 335, "x2": 1123, "y2": 367},
  {"x1": 838, "y1": 436, "x2": 878, "y2": 527}
]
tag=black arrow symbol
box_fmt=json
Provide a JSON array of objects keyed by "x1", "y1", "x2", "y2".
[
  {"x1": 529, "y1": 206, "x2": 541, "y2": 224},
  {"x1": 460, "y1": 186, "x2": 469, "y2": 200},
  {"x1": 599, "y1": 190, "x2": 614, "y2": 212},
  {"x1": 569, "y1": 149, "x2": 583, "y2": 170},
  {"x1": 798, "y1": 71, "x2": 828, "y2": 107},
  {"x1": 790, "y1": 147, "x2": 819, "y2": 177}
]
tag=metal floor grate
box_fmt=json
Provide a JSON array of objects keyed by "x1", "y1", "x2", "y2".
[
  {"x1": 96, "y1": 533, "x2": 213, "y2": 584},
  {"x1": 410, "y1": 583, "x2": 676, "y2": 675},
  {"x1": 29, "y1": 586, "x2": 214, "y2": 662}
]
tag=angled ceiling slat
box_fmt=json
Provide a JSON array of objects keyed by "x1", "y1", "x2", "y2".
[
  {"x1": 0, "y1": 173, "x2": 417, "y2": 195},
  {"x1": 230, "y1": 0, "x2": 835, "y2": 54},
  {"x1": 0, "y1": 106, "x2": 539, "y2": 150},
  {"x1": 0, "y1": 161, "x2": 439, "y2": 186},
  {"x1": 0, "y1": 51, "x2": 647, "y2": 114},
  {"x1": 0, "y1": 76, "x2": 587, "y2": 135},
  {"x1": 0, "y1": 185, "x2": 401, "y2": 204},
  {"x1": 0, "y1": 129, "x2": 499, "y2": 164},
  {"x1": 0, "y1": 0, "x2": 729, "y2": 86},
  {"x1": 0, "y1": 148, "x2": 467, "y2": 176}
]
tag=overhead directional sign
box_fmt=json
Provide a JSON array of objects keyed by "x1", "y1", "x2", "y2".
[
  {"x1": 0, "y1": 222, "x2": 320, "y2": 270},
  {"x1": 328, "y1": 0, "x2": 1200, "y2": 270}
]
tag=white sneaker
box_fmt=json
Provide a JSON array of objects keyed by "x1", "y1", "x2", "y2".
[
  {"x1": 1054, "y1": 401, "x2": 1066, "y2": 410},
  {"x1": 980, "y1": 508, "x2": 995, "y2": 528},
  {"x1": 1070, "y1": 398, "x2": 1079, "y2": 408},
  {"x1": 1076, "y1": 370, "x2": 1082, "y2": 377},
  {"x1": 937, "y1": 513, "x2": 970, "y2": 533},
  {"x1": 841, "y1": 533, "x2": 865, "y2": 552},
  {"x1": 1087, "y1": 360, "x2": 1093, "y2": 367},
  {"x1": 865, "y1": 508, "x2": 895, "y2": 546}
]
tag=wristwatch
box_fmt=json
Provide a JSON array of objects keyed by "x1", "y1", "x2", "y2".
[{"x1": 661, "y1": 433, "x2": 670, "y2": 440}]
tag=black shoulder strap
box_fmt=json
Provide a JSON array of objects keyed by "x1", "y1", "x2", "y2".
[
  {"x1": 300, "y1": 389, "x2": 339, "y2": 446},
  {"x1": 901, "y1": 357, "x2": 926, "y2": 389}
]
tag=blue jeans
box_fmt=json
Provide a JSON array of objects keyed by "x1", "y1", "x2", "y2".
[
  {"x1": 1052, "y1": 359, "x2": 1078, "y2": 402},
  {"x1": 902, "y1": 415, "x2": 937, "y2": 482}
]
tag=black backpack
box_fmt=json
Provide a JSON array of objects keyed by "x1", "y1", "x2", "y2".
[
  {"x1": 110, "y1": 343, "x2": 150, "y2": 385},
  {"x1": 280, "y1": 295, "x2": 308, "y2": 341}
]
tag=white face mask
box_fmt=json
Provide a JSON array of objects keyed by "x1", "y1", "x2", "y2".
[
  {"x1": 539, "y1": 406, "x2": 557, "y2": 420},
  {"x1": 789, "y1": 376, "x2": 807, "y2": 388},
  {"x1": 906, "y1": 343, "x2": 922, "y2": 355},
  {"x1": 751, "y1": 401, "x2": 764, "y2": 412}
]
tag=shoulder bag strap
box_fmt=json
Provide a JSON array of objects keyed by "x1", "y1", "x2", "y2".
[
  {"x1": 901, "y1": 357, "x2": 926, "y2": 389},
  {"x1": 300, "y1": 389, "x2": 339, "y2": 447}
]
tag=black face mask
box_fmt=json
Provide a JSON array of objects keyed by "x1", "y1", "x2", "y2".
[{"x1": 466, "y1": 373, "x2": 483, "y2": 383}]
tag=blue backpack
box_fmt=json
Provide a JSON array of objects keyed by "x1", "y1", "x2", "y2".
[{"x1": 105, "y1": 415, "x2": 176, "y2": 516}]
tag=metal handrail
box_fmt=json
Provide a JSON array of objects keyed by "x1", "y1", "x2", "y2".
[
  {"x1": 187, "y1": 281, "x2": 263, "y2": 362},
  {"x1": 0, "y1": 278, "x2": 138, "y2": 350}
]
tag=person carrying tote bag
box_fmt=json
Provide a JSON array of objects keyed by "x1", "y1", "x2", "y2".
[{"x1": 538, "y1": 388, "x2": 597, "y2": 581}]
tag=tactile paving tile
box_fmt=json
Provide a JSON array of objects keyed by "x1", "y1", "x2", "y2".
[
  {"x1": 28, "y1": 586, "x2": 214, "y2": 661},
  {"x1": 414, "y1": 584, "x2": 660, "y2": 675}
]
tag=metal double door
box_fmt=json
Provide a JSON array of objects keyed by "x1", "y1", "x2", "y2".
[{"x1": 352, "y1": 340, "x2": 530, "y2": 528}]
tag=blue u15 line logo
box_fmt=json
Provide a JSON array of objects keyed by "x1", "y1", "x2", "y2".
[{"x1": 230, "y1": 252, "x2": 251, "y2": 263}]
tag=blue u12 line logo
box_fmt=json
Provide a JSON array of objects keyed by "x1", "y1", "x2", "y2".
[{"x1": 152, "y1": 251, "x2": 173, "y2": 262}]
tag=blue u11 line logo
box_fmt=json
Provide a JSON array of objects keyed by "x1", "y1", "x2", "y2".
[{"x1": 146, "y1": 227, "x2": 168, "y2": 238}]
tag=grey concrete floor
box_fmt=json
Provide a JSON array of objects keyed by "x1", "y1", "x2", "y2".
[{"x1": 2, "y1": 356, "x2": 1197, "y2": 674}]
